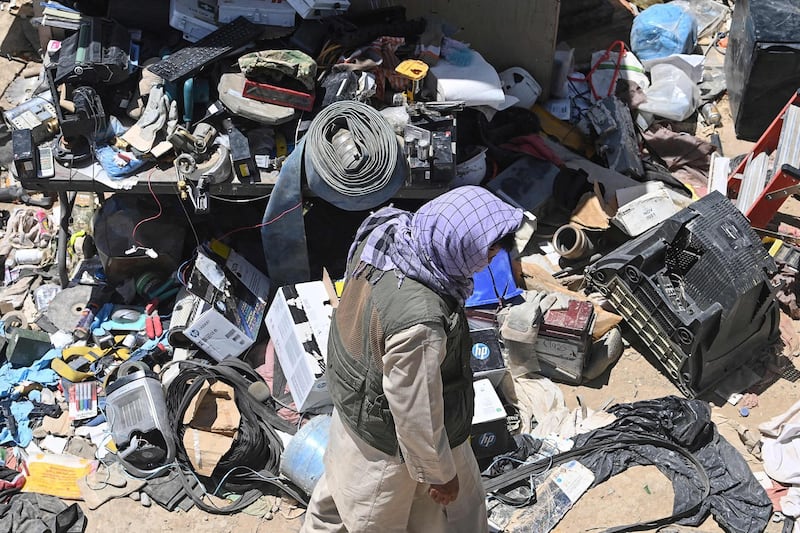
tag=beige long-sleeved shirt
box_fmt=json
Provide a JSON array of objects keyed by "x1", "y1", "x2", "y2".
[{"x1": 383, "y1": 322, "x2": 457, "y2": 485}]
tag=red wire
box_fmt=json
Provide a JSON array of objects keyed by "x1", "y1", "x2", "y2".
[
  {"x1": 216, "y1": 201, "x2": 303, "y2": 242},
  {"x1": 586, "y1": 40, "x2": 627, "y2": 101},
  {"x1": 131, "y1": 169, "x2": 162, "y2": 247}
]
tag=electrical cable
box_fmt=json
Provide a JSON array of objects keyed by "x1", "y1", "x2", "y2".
[
  {"x1": 162, "y1": 358, "x2": 307, "y2": 514},
  {"x1": 216, "y1": 201, "x2": 302, "y2": 242},
  {"x1": 131, "y1": 169, "x2": 162, "y2": 247},
  {"x1": 304, "y1": 100, "x2": 403, "y2": 204},
  {"x1": 176, "y1": 186, "x2": 201, "y2": 249},
  {"x1": 208, "y1": 193, "x2": 272, "y2": 203},
  {"x1": 483, "y1": 436, "x2": 710, "y2": 533}
]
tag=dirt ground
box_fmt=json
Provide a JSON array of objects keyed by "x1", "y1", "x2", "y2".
[{"x1": 0, "y1": 4, "x2": 798, "y2": 533}]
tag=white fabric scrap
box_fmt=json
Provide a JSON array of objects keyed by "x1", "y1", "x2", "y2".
[{"x1": 759, "y1": 398, "x2": 800, "y2": 517}]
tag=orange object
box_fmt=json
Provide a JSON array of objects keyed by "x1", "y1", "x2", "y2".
[{"x1": 728, "y1": 89, "x2": 800, "y2": 229}]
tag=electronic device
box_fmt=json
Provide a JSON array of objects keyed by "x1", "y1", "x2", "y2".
[
  {"x1": 286, "y1": 0, "x2": 349, "y2": 19},
  {"x1": 12, "y1": 129, "x2": 36, "y2": 180},
  {"x1": 403, "y1": 103, "x2": 459, "y2": 187},
  {"x1": 726, "y1": 0, "x2": 800, "y2": 141},
  {"x1": 148, "y1": 17, "x2": 264, "y2": 83},
  {"x1": 54, "y1": 17, "x2": 132, "y2": 86},
  {"x1": 2, "y1": 97, "x2": 59, "y2": 145},
  {"x1": 36, "y1": 143, "x2": 55, "y2": 179},
  {"x1": 105, "y1": 362, "x2": 176, "y2": 478},
  {"x1": 535, "y1": 300, "x2": 595, "y2": 384},
  {"x1": 586, "y1": 191, "x2": 780, "y2": 397}
]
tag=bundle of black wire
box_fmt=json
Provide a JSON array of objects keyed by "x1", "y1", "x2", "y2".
[{"x1": 164, "y1": 358, "x2": 307, "y2": 513}]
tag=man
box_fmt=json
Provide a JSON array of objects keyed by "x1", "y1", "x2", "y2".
[{"x1": 301, "y1": 186, "x2": 523, "y2": 533}]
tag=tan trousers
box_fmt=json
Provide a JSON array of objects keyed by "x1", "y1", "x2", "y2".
[{"x1": 300, "y1": 413, "x2": 488, "y2": 533}]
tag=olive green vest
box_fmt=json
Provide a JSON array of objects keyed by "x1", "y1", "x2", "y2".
[{"x1": 327, "y1": 262, "x2": 474, "y2": 456}]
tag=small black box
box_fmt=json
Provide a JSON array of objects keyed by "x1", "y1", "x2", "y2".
[
  {"x1": 469, "y1": 328, "x2": 506, "y2": 386},
  {"x1": 12, "y1": 129, "x2": 36, "y2": 180}
]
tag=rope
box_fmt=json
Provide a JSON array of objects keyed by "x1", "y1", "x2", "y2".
[
  {"x1": 163, "y1": 358, "x2": 307, "y2": 513},
  {"x1": 304, "y1": 100, "x2": 400, "y2": 198}
]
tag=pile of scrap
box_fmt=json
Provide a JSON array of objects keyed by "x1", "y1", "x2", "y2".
[{"x1": 0, "y1": 0, "x2": 797, "y2": 532}]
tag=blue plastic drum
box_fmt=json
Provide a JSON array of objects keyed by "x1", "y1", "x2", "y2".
[{"x1": 280, "y1": 414, "x2": 332, "y2": 496}]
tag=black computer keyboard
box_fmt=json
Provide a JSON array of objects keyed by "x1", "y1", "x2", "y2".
[{"x1": 147, "y1": 17, "x2": 263, "y2": 83}]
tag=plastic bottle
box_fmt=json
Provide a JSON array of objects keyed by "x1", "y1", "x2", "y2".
[{"x1": 700, "y1": 102, "x2": 722, "y2": 127}]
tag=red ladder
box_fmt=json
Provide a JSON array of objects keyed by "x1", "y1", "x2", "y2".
[{"x1": 728, "y1": 89, "x2": 800, "y2": 229}]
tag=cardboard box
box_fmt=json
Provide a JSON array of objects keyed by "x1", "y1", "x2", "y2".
[
  {"x1": 469, "y1": 328, "x2": 507, "y2": 386},
  {"x1": 181, "y1": 381, "x2": 239, "y2": 476},
  {"x1": 184, "y1": 242, "x2": 270, "y2": 361},
  {"x1": 471, "y1": 379, "x2": 512, "y2": 460},
  {"x1": 265, "y1": 280, "x2": 337, "y2": 412}
]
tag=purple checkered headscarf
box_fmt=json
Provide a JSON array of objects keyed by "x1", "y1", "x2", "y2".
[{"x1": 347, "y1": 186, "x2": 523, "y2": 303}]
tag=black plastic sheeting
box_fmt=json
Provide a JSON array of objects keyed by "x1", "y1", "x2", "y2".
[{"x1": 572, "y1": 396, "x2": 771, "y2": 533}]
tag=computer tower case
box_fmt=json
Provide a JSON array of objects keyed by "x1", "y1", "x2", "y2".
[
  {"x1": 725, "y1": 0, "x2": 800, "y2": 141},
  {"x1": 586, "y1": 192, "x2": 779, "y2": 397}
]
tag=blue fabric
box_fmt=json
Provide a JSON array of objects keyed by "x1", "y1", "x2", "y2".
[
  {"x1": 0, "y1": 348, "x2": 60, "y2": 446},
  {"x1": 0, "y1": 400, "x2": 33, "y2": 446},
  {"x1": 95, "y1": 144, "x2": 149, "y2": 178},
  {"x1": 466, "y1": 249, "x2": 523, "y2": 307},
  {"x1": 261, "y1": 140, "x2": 310, "y2": 287},
  {"x1": 631, "y1": 4, "x2": 697, "y2": 61},
  {"x1": 0, "y1": 348, "x2": 60, "y2": 399}
]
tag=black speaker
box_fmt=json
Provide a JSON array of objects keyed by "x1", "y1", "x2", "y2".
[{"x1": 725, "y1": 0, "x2": 800, "y2": 141}]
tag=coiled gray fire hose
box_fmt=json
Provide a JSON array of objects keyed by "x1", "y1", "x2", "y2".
[{"x1": 304, "y1": 100, "x2": 407, "y2": 210}]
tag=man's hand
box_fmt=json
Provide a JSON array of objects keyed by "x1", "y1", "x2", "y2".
[{"x1": 428, "y1": 475, "x2": 459, "y2": 505}]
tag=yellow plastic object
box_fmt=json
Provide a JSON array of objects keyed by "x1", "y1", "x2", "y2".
[
  {"x1": 395, "y1": 59, "x2": 429, "y2": 81},
  {"x1": 52, "y1": 341, "x2": 131, "y2": 382},
  {"x1": 275, "y1": 132, "x2": 289, "y2": 157},
  {"x1": 532, "y1": 104, "x2": 594, "y2": 157},
  {"x1": 765, "y1": 237, "x2": 784, "y2": 257},
  {"x1": 396, "y1": 59, "x2": 429, "y2": 102}
]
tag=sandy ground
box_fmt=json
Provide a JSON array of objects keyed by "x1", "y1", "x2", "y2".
[{"x1": 0, "y1": 5, "x2": 798, "y2": 533}]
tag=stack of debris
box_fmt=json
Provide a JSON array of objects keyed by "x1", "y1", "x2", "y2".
[{"x1": 0, "y1": 0, "x2": 798, "y2": 532}]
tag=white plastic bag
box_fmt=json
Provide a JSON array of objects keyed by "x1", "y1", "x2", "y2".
[
  {"x1": 638, "y1": 63, "x2": 700, "y2": 121},
  {"x1": 588, "y1": 42, "x2": 649, "y2": 101}
]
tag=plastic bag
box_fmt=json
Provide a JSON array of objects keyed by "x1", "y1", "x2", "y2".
[
  {"x1": 587, "y1": 41, "x2": 649, "y2": 101},
  {"x1": 638, "y1": 63, "x2": 700, "y2": 121},
  {"x1": 672, "y1": 0, "x2": 729, "y2": 39},
  {"x1": 630, "y1": 3, "x2": 697, "y2": 61}
]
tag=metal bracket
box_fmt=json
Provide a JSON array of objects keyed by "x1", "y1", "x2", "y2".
[
  {"x1": 765, "y1": 182, "x2": 800, "y2": 201},
  {"x1": 187, "y1": 177, "x2": 210, "y2": 215}
]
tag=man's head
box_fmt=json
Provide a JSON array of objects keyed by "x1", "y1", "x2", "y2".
[
  {"x1": 411, "y1": 186, "x2": 523, "y2": 284},
  {"x1": 488, "y1": 232, "x2": 516, "y2": 262}
]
